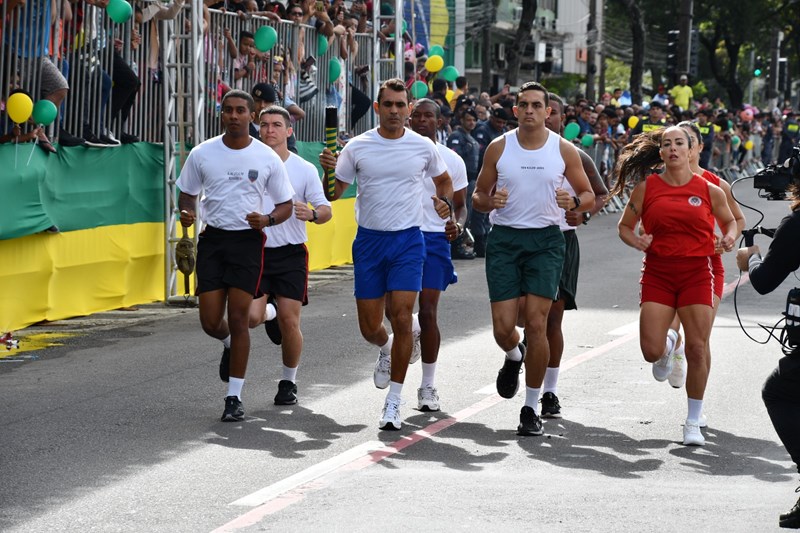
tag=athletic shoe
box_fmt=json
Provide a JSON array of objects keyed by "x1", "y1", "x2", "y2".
[
  {"x1": 683, "y1": 419, "x2": 705, "y2": 446},
  {"x1": 264, "y1": 295, "x2": 282, "y2": 345},
  {"x1": 221, "y1": 396, "x2": 244, "y2": 421},
  {"x1": 540, "y1": 392, "x2": 562, "y2": 419},
  {"x1": 219, "y1": 347, "x2": 230, "y2": 382},
  {"x1": 417, "y1": 386, "x2": 440, "y2": 412},
  {"x1": 100, "y1": 130, "x2": 121, "y2": 146},
  {"x1": 667, "y1": 346, "x2": 688, "y2": 388},
  {"x1": 57, "y1": 129, "x2": 86, "y2": 147},
  {"x1": 274, "y1": 379, "x2": 298, "y2": 405},
  {"x1": 409, "y1": 327, "x2": 421, "y2": 364},
  {"x1": 373, "y1": 349, "x2": 391, "y2": 389},
  {"x1": 379, "y1": 395, "x2": 402, "y2": 430},
  {"x1": 517, "y1": 406, "x2": 543, "y2": 436},
  {"x1": 698, "y1": 413, "x2": 708, "y2": 428},
  {"x1": 779, "y1": 491, "x2": 800, "y2": 529},
  {"x1": 652, "y1": 352, "x2": 675, "y2": 382},
  {"x1": 120, "y1": 132, "x2": 140, "y2": 144},
  {"x1": 496, "y1": 343, "x2": 526, "y2": 399}
]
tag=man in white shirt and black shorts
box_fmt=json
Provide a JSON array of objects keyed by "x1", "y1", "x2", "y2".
[
  {"x1": 320, "y1": 79, "x2": 454, "y2": 430},
  {"x1": 177, "y1": 90, "x2": 295, "y2": 422},
  {"x1": 249, "y1": 105, "x2": 332, "y2": 406}
]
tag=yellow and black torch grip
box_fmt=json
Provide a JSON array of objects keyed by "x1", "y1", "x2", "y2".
[{"x1": 324, "y1": 106, "x2": 338, "y2": 200}]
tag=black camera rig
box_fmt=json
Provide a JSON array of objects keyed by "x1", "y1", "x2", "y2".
[{"x1": 753, "y1": 145, "x2": 800, "y2": 200}]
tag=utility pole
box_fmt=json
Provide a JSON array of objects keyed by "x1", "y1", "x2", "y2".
[
  {"x1": 677, "y1": 0, "x2": 693, "y2": 77},
  {"x1": 481, "y1": 2, "x2": 492, "y2": 92},
  {"x1": 767, "y1": 31, "x2": 783, "y2": 110},
  {"x1": 586, "y1": 0, "x2": 597, "y2": 101}
]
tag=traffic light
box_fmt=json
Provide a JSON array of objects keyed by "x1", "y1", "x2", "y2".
[
  {"x1": 666, "y1": 30, "x2": 680, "y2": 80},
  {"x1": 754, "y1": 55, "x2": 764, "y2": 77}
]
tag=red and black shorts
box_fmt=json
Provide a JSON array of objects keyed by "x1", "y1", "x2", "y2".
[{"x1": 257, "y1": 243, "x2": 309, "y2": 304}]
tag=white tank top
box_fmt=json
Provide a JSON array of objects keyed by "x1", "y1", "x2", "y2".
[{"x1": 490, "y1": 129, "x2": 565, "y2": 229}]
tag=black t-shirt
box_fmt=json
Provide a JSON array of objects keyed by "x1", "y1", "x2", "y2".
[{"x1": 750, "y1": 209, "x2": 800, "y2": 295}]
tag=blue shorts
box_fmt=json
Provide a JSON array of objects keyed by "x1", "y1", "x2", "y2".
[
  {"x1": 353, "y1": 226, "x2": 425, "y2": 299},
  {"x1": 422, "y1": 231, "x2": 457, "y2": 291}
]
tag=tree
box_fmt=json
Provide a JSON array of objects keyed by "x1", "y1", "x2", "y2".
[
  {"x1": 615, "y1": 0, "x2": 646, "y2": 105},
  {"x1": 504, "y1": 0, "x2": 537, "y2": 85}
]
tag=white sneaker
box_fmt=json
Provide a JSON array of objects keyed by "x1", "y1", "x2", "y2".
[
  {"x1": 683, "y1": 419, "x2": 705, "y2": 446},
  {"x1": 409, "y1": 327, "x2": 421, "y2": 364},
  {"x1": 417, "y1": 386, "x2": 440, "y2": 412},
  {"x1": 652, "y1": 330, "x2": 678, "y2": 382},
  {"x1": 373, "y1": 349, "x2": 391, "y2": 389},
  {"x1": 667, "y1": 346, "x2": 688, "y2": 388},
  {"x1": 698, "y1": 413, "x2": 708, "y2": 428},
  {"x1": 379, "y1": 395, "x2": 402, "y2": 430}
]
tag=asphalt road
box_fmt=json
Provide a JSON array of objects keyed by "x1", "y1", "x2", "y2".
[{"x1": 1, "y1": 183, "x2": 798, "y2": 532}]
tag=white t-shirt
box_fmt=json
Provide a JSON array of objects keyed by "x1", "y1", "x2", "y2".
[
  {"x1": 335, "y1": 128, "x2": 448, "y2": 231},
  {"x1": 263, "y1": 152, "x2": 331, "y2": 247},
  {"x1": 421, "y1": 143, "x2": 468, "y2": 232},
  {"x1": 177, "y1": 136, "x2": 294, "y2": 231},
  {"x1": 490, "y1": 129, "x2": 565, "y2": 229}
]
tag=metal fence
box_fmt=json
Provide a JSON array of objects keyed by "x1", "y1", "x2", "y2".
[{"x1": 1, "y1": 0, "x2": 377, "y2": 145}]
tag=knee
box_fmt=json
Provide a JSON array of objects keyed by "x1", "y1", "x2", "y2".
[
  {"x1": 278, "y1": 312, "x2": 300, "y2": 334},
  {"x1": 683, "y1": 340, "x2": 707, "y2": 366},
  {"x1": 640, "y1": 338, "x2": 665, "y2": 362},
  {"x1": 391, "y1": 312, "x2": 412, "y2": 334},
  {"x1": 418, "y1": 305, "x2": 437, "y2": 330}
]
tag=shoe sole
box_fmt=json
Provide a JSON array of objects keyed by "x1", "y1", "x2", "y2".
[
  {"x1": 541, "y1": 412, "x2": 562, "y2": 419},
  {"x1": 373, "y1": 378, "x2": 389, "y2": 389},
  {"x1": 418, "y1": 404, "x2": 440, "y2": 412},
  {"x1": 221, "y1": 413, "x2": 244, "y2": 422},
  {"x1": 682, "y1": 439, "x2": 705, "y2": 446},
  {"x1": 274, "y1": 398, "x2": 298, "y2": 406},
  {"x1": 379, "y1": 421, "x2": 401, "y2": 430},
  {"x1": 219, "y1": 353, "x2": 230, "y2": 383},
  {"x1": 517, "y1": 427, "x2": 544, "y2": 436}
]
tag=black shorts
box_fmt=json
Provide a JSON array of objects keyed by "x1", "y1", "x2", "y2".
[
  {"x1": 258, "y1": 243, "x2": 309, "y2": 304},
  {"x1": 196, "y1": 226, "x2": 265, "y2": 295},
  {"x1": 556, "y1": 230, "x2": 580, "y2": 310}
]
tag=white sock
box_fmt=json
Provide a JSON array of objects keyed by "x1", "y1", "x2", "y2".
[
  {"x1": 265, "y1": 302, "x2": 277, "y2": 321},
  {"x1": 388, "y1": 381, "x2": 403, "y2": 398},
  {"x1": 380, "y1": 334, "x2": 393, "y2": 355},
  {"x1": 412, "y1": 313, "x2": 421, "y2": 334},
  {"x1": 421, "y1": 362, "x2": 436, "y2": 388},
  {"x1": 525, "y1": 387, "x2": 541, "y2": 413},
  {"x1": 505, "y1": 345, "x2": 523, "y2": 362},
  {"x1": 688, "y1": 398, "x2": 703, "y2": 422},
  {"x1": 227, "y1": 377, "x2": 244, "y2": 399},
  {"x1": 282, "y1": 365, "x2": 297, "y2": 383},
  {"x1": 542, "y1": 367, "x2": 560, "y2": 394},
  {"x1": 222, "y1": 335, "x2": 231, "y2": 349}
]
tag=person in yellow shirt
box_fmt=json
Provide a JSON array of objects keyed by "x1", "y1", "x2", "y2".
[{"x1": 670, "y1": 74, "x2": 693, "y2": 111}]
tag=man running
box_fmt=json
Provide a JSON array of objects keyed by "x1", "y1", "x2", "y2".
[
  {"x1": 320, "y1": 78, "x2": 453, "y2": 430},
  {"x1": 177, "y1": 90, "x2": 295, "y2": 422},
  {"x1": 248, "y1": 105, "x2": 332, "y2": 406},
  {"x1": 472, "y1": 81, "x2": 594, "y2": 437}
]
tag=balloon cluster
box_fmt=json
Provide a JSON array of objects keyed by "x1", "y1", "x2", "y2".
[
  {"x1": 1, "y1": 332, "x2": 19, "y2": 351},
  {"x1": 412, "y1": 45, "x2": 460, "y2": 99},
  {"x1": 107, "y1": 0, "x2": 132, "y2": 24},
  {"x1": 5, "y1": 93, "x2": 58, "y2": 126}
]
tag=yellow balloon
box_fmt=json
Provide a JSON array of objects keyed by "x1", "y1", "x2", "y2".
[
  {"x1": 445, "y1": 89, "x2": 454, "y2": 103},
  {"x1": 425, "y1": 54, "x2": 444, "y2": 73},
  {"x1": 7, "y1": 92, "x2": 33, "y2": 124},
  {"x1": 744, "y1": 140, "x2": 754, "y2": 150},
  {"x1": 713, "y1": 124, "x2": 721, "y2": 133},
  {"x1": 627, "y1": 115, "x2": 639, "y2": 129}
]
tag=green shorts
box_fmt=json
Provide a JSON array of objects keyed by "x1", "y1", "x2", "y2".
[
  {"x1": 557, "y1": 230, "x2": 580, "y2": 310},
  {"x1": 485, "y1": 225, "x2": 565, "y2": 302}
]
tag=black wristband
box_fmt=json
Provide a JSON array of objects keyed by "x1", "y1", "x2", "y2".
[
  {"x1": 311, "y1": 209, "x2": 318, "y2": 222},
  {"x1": 267, "y1": 214, "x2": 276, "y2": 227},
  {"x1": 570, "y1": 195, "x2": 581, "y2": 211}
]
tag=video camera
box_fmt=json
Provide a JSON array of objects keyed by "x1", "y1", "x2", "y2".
[{"x1": 753, "y1": 145, "x2": 800, "y2": 200}]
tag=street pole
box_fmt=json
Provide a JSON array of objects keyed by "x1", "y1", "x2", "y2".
[
  {"x1": 748, "y1": 49, "x2": 755, "y2": 104},
  {"x1": 677, "y1": 0, "x2": 693, "y2": 76},
  {"x1": 586, "y1": 0, "x2": 597, "y2": 101}
]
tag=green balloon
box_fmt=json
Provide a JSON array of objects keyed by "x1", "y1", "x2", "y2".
[
  {"x1": 581, "y1": 134, "x2": 595, "y2": 147},
  {"x1": 317, "y1": 33, "x2": 328, "y2": 56},
  {"x1": 106, "y1": 0, "x2": 132, "y2": 24},
  {"x1": 411, "y1": 80, "x2": 428, "y2": 99},
  {"x1": 429, "y1": 45, "x2": 444, "y2": 57},
  {"x1": 254, "y1": 26, "x2": 277, "y2": 52},
  {"x1": 440, "y1": 65, "x2": 459, "y2": 82},
  {"x1": 563, "y1": 122, "x2": 580, "y2": 141},
  {"x1": 328, "y1": 58, "x2": 342, "y2": 83},
  {"x1": 32, "y1": 99, "x2": 58, "y2": 126}
]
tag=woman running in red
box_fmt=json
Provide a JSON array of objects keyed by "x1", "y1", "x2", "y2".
[{"x1": 612, "y1": 126, "x2": 738, "y2": 446}]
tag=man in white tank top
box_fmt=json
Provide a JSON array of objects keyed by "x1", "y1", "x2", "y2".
[{"x1": 472, "y1": 81, "x2": 595, "y2": 437}]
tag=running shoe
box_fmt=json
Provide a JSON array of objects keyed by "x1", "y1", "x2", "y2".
[
  {"x1": 540, "y1": 392, "x2": 562, "y2": 419},
  {"x1": 779, "y1": 490, "x2": 800, "y2": 529},
  {"x1": 653, "y1": 329, "x2": 679, "y2": 382},
  {"x1": 373, "y1": 349, "x2": 391, "y2": 389},
  {"x1": 221, "y1": 396, "x2": 244, "y2": 421},
  {"x1": 410, "y1": 327, "x2": 421, "y2": 364},
  {"x1": 264, "y1": 295, "x2": 282, "y2": 345},
  {"x1": 682, "y1": 418, "x2": 705, "y2": 446},
  {"x1": 219, "y1": 347, "x2": 230, "y2": 382},
  {"x1": 496, "y1": 343, "x2": 526, "y2": 398},
  {"x1": 667, "y1": 345, "x2": 688, "y2": 389},
  {"x1": 417, "y1": 386, "x2": 440, "y2": 412},
  {"x1": 517, "y1": 406, "x2": 543, "y2": 436},
  {"x1": 379, "y1": 395, "x2": 402, "y2": 430},
  {"x1": 274, "y1": 380, "x2": 298, "y2": 405}
]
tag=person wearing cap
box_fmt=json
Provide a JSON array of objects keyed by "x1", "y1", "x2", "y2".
[
  {"x1": 670, "y1": 74, "x2": 693, "y2": 111},
  {"x1": 471, "y1": 106, "x2": 510, "y2": 256},
  {"x1": 652, "y1": 84, "x2": 669, "y2": 107},
  {"x1": 779, "y1": 111, "x2": 800, "y2": 164},
  {"x1": 630, "y1": 100, "x2": 668, "y2": 139},
  {"x1": 251, "y1": 82, "x2": 301, "y2": 153}
]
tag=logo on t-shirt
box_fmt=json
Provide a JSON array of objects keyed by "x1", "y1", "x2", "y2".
[
  {"x1": 688, "y1": 196, "x2": 702, "y2": 207},
  {"x1": 248, "y1": 170, "x2": 258, "y2": 182}
]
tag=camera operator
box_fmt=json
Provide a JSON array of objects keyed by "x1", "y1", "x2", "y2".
[{"x1": 736, "y1": 172, "x2": 800, "y2": 529}]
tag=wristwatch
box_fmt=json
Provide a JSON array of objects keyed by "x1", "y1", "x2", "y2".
[
  {"x1": 570, "y1": 195, "x2": 581, "y2": 211},
  {"x1": 266, "y1": 214, "x2": 276, "y2": 227},
  {"x1": 311, "y1": 209, "x2": 318, "y2": 222},
  {"x1": 582, "y1": 212, "x2": 591, "y2": 225}
]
